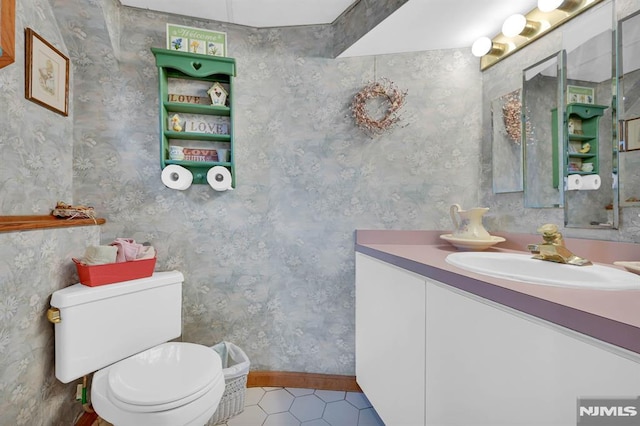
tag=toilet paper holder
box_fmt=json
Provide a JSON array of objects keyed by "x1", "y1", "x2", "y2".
[{"x1": 162, "y1": 165, "x2": 234, "y2": 190}]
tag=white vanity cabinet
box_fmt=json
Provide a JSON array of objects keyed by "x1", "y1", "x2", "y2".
[
  {"x1": 355, "y1": 253, "x2": 640, "y2": 426},
  {"x1": 355, "y1": 253, "x2": 427, "y2": 425}
]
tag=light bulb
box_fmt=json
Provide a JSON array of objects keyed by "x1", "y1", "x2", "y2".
[
  {"x1": 472, "y1": 37, "x2": 492, "y2": 57},
  {"x1": 502, "y1": 14, "x2": 541, "y2": 37},
  {"x1": 538, "y1": 0, "x2": 581, "y2": 12},
  {"x1": 502, "y1": 14, "x2": 527, "y2": 37},
  {"x1": 538, "y1": 0, "x2": 563, "y2": 12}
]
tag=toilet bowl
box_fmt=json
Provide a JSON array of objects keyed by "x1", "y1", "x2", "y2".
[{"x1": 91, "y1": 342, "x2": 225, "y2": 426}]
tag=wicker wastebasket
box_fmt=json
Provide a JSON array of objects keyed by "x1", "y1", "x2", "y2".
[{"x1": 207, "y1": 342, "x2": 250, "y2": 425}]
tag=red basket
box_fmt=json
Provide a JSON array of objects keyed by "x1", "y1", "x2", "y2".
[{"x1": 73, "y1": 257, "x2": 157, "y2": 287}]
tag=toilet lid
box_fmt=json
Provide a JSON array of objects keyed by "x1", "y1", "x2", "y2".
[{"x1": 107, "y1": 342, "x2": 222, "y2": 407}]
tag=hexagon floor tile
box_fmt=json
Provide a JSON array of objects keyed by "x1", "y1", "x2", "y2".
[{"x1": 215, "y1": 387, "x2": 385, "y2": 426}]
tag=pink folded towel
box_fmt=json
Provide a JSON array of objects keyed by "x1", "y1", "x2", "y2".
[{"x1": 110, "y1": 238, "x2": 154, "y2": 262}]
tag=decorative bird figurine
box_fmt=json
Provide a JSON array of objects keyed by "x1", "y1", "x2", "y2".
[
  {"x1": 579, "y1": 143, "x2": 590, "y2": 153},
  {"x1": 170, "y1": 114, "x2": 183, "y2": 132}
]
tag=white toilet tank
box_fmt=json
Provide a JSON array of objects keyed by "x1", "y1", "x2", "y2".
[{"x1": 50, "y1": 271, "x2": 184, "y2": 383}]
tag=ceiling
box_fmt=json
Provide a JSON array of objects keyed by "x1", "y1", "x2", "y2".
[
  {"x1": 119, "y1": 0, "x2": 539, "y2": 57},
  {"x1": 120, "y1": 0, "x2": 360, "y2": 28}
]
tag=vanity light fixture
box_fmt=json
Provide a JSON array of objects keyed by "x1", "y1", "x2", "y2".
[
  {"x1": 538, "y1": 0, "x2": 582, "y2": 13},
  {"x1": 474, "y1": 0, "x2": 603, "y2": 70},
  {"x1": 501, "y1": 14, "x2": 541, "y2": 38}
]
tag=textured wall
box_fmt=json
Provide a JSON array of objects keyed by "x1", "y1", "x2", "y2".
[
  {"x1": 2, "y1": 0, "x2": 639, "y2": 424},
  {"x1": 0, "y1": 0, "x2": 74, "y2": 212},
  {"x1": 0, "y1": 227, "x2": 101, "y2": 425},
  {"x1": 50, "y1": 0, "x2": 483, "y2": 377},
  {"x1": 0, "y1": 0, "x2": 102, "y2": 425},
  {"x1": 1, "y1": 0, "x2": 483, "y2": 422}
]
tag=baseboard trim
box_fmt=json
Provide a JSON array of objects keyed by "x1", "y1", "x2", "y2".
[
  {"x1": 247, "y1": 371, "x2": 361, "y2": 392},
  {"x1": 75, "y1": 411, "x2": 97, "y2": 426}
]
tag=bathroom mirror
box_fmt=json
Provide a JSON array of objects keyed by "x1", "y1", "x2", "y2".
[
  {"x1": 492, "y1": 89, "x2": 524, "y2": 193},
  {"x1": 522, "y1": 52, "x2": 563, "y2": 208},
  {"x1": 562, "y1": 1, "x2": 616, "y2": 228},
  {"x1": 618, "y1": 10, "x2": 640, "y2": 208},
  {"x1": 522, "y1": 0, "x2": 618, "y2": 228}
]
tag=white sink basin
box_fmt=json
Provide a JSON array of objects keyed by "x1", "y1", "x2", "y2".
[{"x1": 446, "y1": 252, "x2": 640, "y2": 290}]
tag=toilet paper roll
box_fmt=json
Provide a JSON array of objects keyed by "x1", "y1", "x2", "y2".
[
  {"x1": 161, "y1": 165, "x2": 193, "y2": 190},
  {"x1": 566, "y1": 174, "x2": 583, "y2": 191},
  {"x1": 207, "y1": 166, "x2": 233, "y2": 191},
  {"x1": 581, "y1": 174, "x2": 601, "y2": 190}
]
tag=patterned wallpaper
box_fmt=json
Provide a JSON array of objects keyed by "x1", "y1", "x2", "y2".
[
  {"x1": 1, "y1": 0, "x2": 484, "y2": 423},
  {"x1": 54, "y1": 0, "x2": 484, "y2": 377},
  {"x1": 0, "y1": 226, "x2": 102, "y2": 426},
  {"x1": 0, "y1": 0, "x2": 639, "y2": 424}
]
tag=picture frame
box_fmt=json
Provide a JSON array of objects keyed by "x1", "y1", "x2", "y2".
[
  {"x1": 624, "y1": 117, "x2": 640, "y2": 152},
  {"x1": 0, "y1": 0, "x2": 16, "y2": 68},
  {"x1": 24, "y1": 28, "x2": 69, "y2": 116},
  {"x1": 166, "y1": 24, "x2": 227, "y2": 57},
  {"x1": 567, "y1": 85, "x2": 594, "y2": 105}
]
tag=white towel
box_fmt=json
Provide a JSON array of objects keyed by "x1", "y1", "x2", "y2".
[{"x1": 82, "y1": 246, "x2": 118, "y2": 265}]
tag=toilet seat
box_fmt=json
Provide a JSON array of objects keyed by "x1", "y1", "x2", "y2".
[
  {"x1": 107, "y1": 342, "x2": 222, "y2": 411},
  {"x1": 108, "y1": 375, "x2": 219, "y2": 413},
  {"x1": 91, "y1": 342, "x2": 225, "y2": 426}
]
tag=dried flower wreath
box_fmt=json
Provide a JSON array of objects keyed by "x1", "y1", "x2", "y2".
[
  {"x1": 502, "y1": 92, "x2": 531, "y2": 144},
  {"x1": 351, "y1": 78, "x2": 407, "y2": 136}
]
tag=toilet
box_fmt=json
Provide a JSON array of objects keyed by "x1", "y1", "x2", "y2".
[{"x1": 49, "y1": 271, "x2": 225, "y2": 426}]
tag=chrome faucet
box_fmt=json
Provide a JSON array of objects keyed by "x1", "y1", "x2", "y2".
[{"x1": 527, "y1": 224, "x2": 592, "y2": 266}]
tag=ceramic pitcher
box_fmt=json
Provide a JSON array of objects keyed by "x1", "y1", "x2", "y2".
[{"x1": 450, "y1": 204, "x2": 491, "y2": 240}]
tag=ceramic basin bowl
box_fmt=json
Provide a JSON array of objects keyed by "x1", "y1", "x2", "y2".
[{"x1": 446, "y1": 252, "x2": 640, "y2": 290}]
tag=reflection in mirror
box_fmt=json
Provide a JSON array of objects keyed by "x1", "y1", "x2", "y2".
[
  {"x1": 562, "y1": 1, "x2": 616, "y2": 228},
  {"x1": 522, "y1": 52, "x2": 562, "y2": 208},
  {"x1": 492, "y1": 90, "x2": 524, "y2": 193},
  {"x1": 618, "y1": 10, "x2": 640, "y2": 207}
]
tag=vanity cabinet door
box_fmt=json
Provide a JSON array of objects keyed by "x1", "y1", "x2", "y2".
[
  {"x1": 355, "y1": 253, "x2": 426, "y2": 425},
  {"x1": 424, "y1": 278, "x2": 640, "y2": 426}
]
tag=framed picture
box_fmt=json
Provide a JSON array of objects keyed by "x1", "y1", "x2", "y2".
[
  {"x1": 166, "y1": 24, "x2": 227, "y2": 57},
  {"x1": 0, "y1": 0, "x2": 16, "y2": 68},
  {"x1": 25, "y1": 28, "x2": 69, "y2": 116},
  {"x1": 567, "y1": 85, "x2": 594, "y2": 105},
  {"x1": 624, "y1": 117, "x2": 640, "y2": 151}
]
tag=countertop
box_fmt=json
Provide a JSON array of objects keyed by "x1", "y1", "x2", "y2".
[{"x1": 355, "y1": 230, "x2": 640, "y2": 356}]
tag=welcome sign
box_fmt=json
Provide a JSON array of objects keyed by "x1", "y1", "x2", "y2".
[{"x1": 166, "y1": 24, "x2": 226, "y2": 57}]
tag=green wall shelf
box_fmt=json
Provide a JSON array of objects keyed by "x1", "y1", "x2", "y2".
[
  {"x1": 152, "y1": 48, "x2": 236, "y2": 187},
  {"x1": 552, "y1": 103, "x2": 607, "y2": 189}
]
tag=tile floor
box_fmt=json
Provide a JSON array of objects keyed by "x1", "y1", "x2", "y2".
[
  {"x1": 217, "y1": 387, "x2": 386, "y2": 426},
  {"x1": 91, "y1": 387, "x2": 386, "y2": 426}
]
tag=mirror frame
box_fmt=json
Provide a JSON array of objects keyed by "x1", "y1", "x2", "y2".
[
  {"x1": 562, "y1": 7, "x2": 618, "y2": 229},
  {"x1": 520, "y1": 1, "x2": 619, "y2": 229},
  {"x1": 616, "y1": 8, "x2": 640, "y2": 210},
  {"x1": 521, "y1": 51, "x2": 565, "y2": 209}
]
